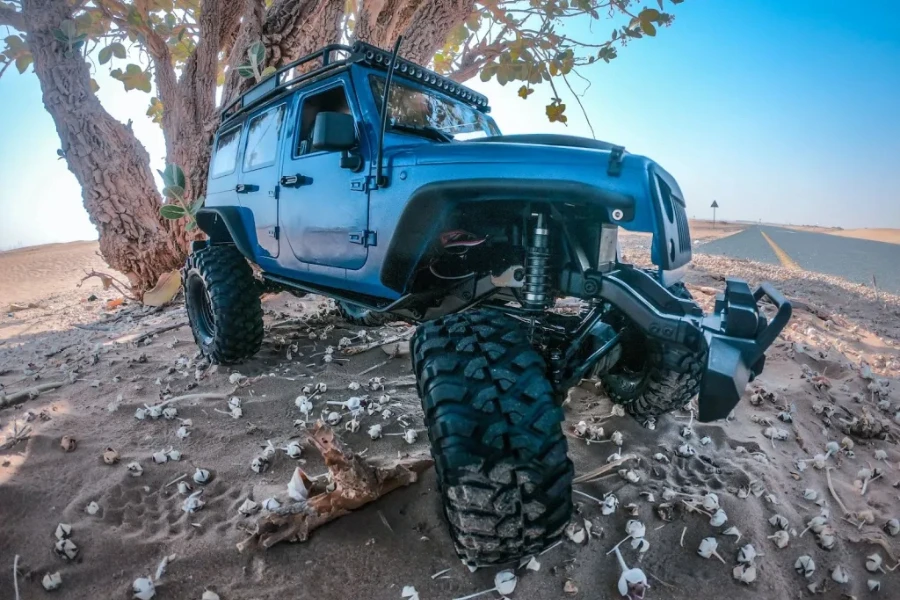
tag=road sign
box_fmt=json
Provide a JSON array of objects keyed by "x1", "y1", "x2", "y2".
[{"x1": 711, "y1": 200, "x2": 719, "y2": 227}]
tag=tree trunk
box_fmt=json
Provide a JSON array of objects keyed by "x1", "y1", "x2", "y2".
[
  {"x1": 22, "y1": 0, "x2": 186, "y2": 291},
  {"x1": 355, "y1": 0, "x2": 474, "y2": 65}
]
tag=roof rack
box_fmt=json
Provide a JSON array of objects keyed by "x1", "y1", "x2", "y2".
[{"x1": 220, "y1": 41, "x2": 490, "y2": 126}]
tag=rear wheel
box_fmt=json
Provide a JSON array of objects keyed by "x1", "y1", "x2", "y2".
[
  {"x1": 412, "y1": 309, "x2": 573, "y2": 566},
  {"x1": 603, "y1": 283, "x2": 704, "y2": 422},
  {"x1": 183, "y1": 245, "x2": 263, "y2": 364}
]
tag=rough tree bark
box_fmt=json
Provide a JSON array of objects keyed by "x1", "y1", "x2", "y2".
[
  {"x1": 21, "y1": 0, "x2": 184, "y2": 290},
  {"x1": 357, "y1": 0, "x2": 475, "y2": 65}
]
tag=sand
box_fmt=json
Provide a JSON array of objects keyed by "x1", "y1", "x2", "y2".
[
  {"x1": 1, "y1": 239, "x2": 899, "y2": 600},
  {"x1": 785, "y1": 226, "x2": 900, "y2": 246}
]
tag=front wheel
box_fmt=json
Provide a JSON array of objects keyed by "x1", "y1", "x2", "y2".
[
  {"x1": 603, "y1": 283, "x2": 704, "y2": 422},
  {"x1": 183, "y1": 245, "x2": 263, "y2": 364},
  {"x1": 412, "y1": 309, "x2": 573, "y2": 567}
]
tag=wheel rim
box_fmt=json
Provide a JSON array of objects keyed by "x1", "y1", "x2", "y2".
[{"x1": 187, "y1": 273, "x2": 216, "y2": 346}]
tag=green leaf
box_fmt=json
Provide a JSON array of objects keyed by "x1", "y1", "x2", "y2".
[
  {"x1": 59, "y1": 19, "x2": 77, "y2": 40},
  {"x1": 247, "y1": 41, "x2": 265, "y2": 70},
  {"x1": 98, "y1": 45, "x2": 112, "y2": 65},
  {"x1": 111, "y1": 64, "x2": 152, "y2": 93},
  {"x1": 642, "y1": 21, "x2": 656, "y2": 36},
  {"x1": 162, "y1": 185, "x2": 184, "y2": 199},
  {"x1": 159, "y1": 164, "x2": 186, "y2": 191},
  {"x1": 159, "y1": 204, "x2": 186, "y2": 220},
  {"x1": 110, "y1": 42, "x2": 126, "y2": 59},
  {"x1": 185, "y1": 219, "x2": 198, "y2": 231},
  {"x1": 52, "y1": 29, "x2": 69, "y2": 44},
  {"x1": 189, "y1": 195, "x2": 205, "y2": 215},
  {"x1": 260, "y1": 65, "x2": 277, "y2": 79},
  {"x1": 236, "y1": 63, "x2": 255, "y2": 79},
  {"x1": 89, "y1": 78, "x2": 99, "y2": 93}
]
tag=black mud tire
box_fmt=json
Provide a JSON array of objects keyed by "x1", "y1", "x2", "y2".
[
  {"x1": 336, "y1": 301, "x2": 394, "y2": 327},
  {"x1": 412, "y1": 309, "x2": 573, "y2": 567},
  {"x1": 183, "y1": 245, "x2": 263, "y2": 364},
  {"x1": 603, "y1": 283, "x2": 704, "y2": 421}
]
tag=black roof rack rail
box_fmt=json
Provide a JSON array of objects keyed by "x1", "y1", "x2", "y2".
[{"x1": 219, "y1": 41, "x2": 490, "y2": 127}]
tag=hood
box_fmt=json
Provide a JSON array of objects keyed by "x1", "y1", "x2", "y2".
[{"x1": 385, "y1": 133, "x2": 627, "y2": 169}]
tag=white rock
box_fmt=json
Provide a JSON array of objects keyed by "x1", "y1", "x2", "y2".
[
  {"x1": 710, "y1": 509, "x2": 728, "y2": 527},
  {"x1": 285, "y1": 440, "x2": 303, "y2": 458},
  {"x1": 794, "y1": 555, "x2": 815, "y2": 578},
  {"x1": 86, "y1": 501, "x2": 100, "y2": 515},
  {"x1": 55, "y1": 523, "x2": 72, "y2": 540},
  {"x1": 238, "y1": 499, "x2": 260, "y2": 516},
  {"x1": 182, "y1": 491, "x2": 205, "y2": 513},
  {"x1": 262, "y1": 497, "x2": 281, "y2": 511},
  {"x1": 126, "y1": 461, "x2": 144, "y2": 477},
  {"x1": 769, "y1": 530, "x2": 790, "y2": 548},
  {"x1": 193, "y1": 468, "x2": 211, "y2": 484},
  {"x1": 54, "y1": 538, "x2": 78, "y2": 560},
  {"x1": 368, "y1": 424, "x2": 383, "y2": 440},
  {"x1": 701, "y1": 493, "x2": 720, "y2": 512},
  {"x1": 737, "y1": 544, "x2": 757, "y2": 564},
  {"x1": 42, "y1": 572, "x2": 63, "y2": 591},
  {"x1": 831, "y1": 565, "x2": 850, "y2": 584},
  {"x1": 494, "y1": 570, "x2": 517, "y2": 595},
  {"x1": 133, "y1": 576, "x2": 156, "y2": 600}
]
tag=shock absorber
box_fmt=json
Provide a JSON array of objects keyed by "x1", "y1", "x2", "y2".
[{"x1": 523, "y1": 212, "x2": 551, "y2": 312}]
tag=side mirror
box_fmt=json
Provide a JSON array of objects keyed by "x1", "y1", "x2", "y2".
[{"x1": 311, "y1": 112, "x2": 356, "y2": 151}]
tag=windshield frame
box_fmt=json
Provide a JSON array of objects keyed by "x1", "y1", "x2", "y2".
[{"x1": 368, "y1": 74, "x2": 501, "y2": 142}]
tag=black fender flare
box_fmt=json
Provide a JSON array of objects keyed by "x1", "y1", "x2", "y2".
[
  {"x1": 196, "y1": 207, "x2": 257, "y2": 261},
  {"x1": 380, "y1": 178, "x2": 635, "y2": 292}
]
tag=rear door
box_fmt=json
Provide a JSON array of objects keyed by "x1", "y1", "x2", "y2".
[
  {"x1": 238, "y1": 102, "x2": 287, "y2": 259},
  {"x1": 279, "y1": 78, "x2": 369, "y2": 270}
]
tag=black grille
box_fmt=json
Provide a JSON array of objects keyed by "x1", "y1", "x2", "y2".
[{"x1": 674, "y1": 202, "x2": 690, "y2": 253}]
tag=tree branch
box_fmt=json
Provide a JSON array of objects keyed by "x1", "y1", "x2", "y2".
[{"x1": 0, "y1": 4, "x2": 26, "y2": 30}]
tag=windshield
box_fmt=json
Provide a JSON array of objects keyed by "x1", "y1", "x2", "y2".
[{"x1": 370, "y1": 75, "x2": 501, "y2": 141}]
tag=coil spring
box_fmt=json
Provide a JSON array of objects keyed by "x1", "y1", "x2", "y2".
[{"x1": 523, "y1": 213, "x2": 551, "y2": 311}]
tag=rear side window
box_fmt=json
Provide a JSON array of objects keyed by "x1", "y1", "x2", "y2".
[
  {"x1": 244, "y1": 104, "x2": 286, "y2": 171},
  {"x1": 210, "y1": 127, "x2": 240, "y2": 178}
]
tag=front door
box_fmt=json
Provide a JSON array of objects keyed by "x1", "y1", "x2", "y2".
[
  {"x1": 279, "y1": 80, "x2": 369, "y2": 270},
  {"x1": 239, "y1": 102, "x2": 287, "y2": 259}
]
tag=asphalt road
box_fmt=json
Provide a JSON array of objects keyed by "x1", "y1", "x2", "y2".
[{"x1": 696, "y1": 225, "x2": 900, "y2": 294}]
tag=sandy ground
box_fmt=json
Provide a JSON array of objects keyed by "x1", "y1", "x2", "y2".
[
  {"x1": 687, "y1": 219, "x2": 745, "y2": 241},
  {"x1": 1, "y1": 235, "x2": 899, "y2": 600},
  {"x1": 785, "y1": 226, "x2": 900, "y2": 246}
]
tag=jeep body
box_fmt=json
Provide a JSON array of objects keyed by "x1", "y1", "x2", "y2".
[{"x1": 185, "y1": 41, "x2": 791, "y2": 567}]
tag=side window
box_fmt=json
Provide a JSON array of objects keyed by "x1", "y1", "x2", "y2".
[
  {"x1": 243, "y1": 104, "x2": 286, "y2": 171},
  {"x1": 210, "y1": 127, "x2": 240, "y2": 178},
  {"x1": 296, "y1": 86, "x2": 352, "y2": 156}
]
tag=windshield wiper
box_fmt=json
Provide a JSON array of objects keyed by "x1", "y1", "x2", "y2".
[{"x1": 389, "y1": 123, "x2": 453, "y2": 142}]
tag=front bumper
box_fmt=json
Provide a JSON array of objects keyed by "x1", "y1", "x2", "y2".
[{"x1": 596, "y1": 270, "x2": 792, "y2": 422}]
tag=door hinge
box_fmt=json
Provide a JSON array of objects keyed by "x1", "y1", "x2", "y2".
[
  {"x1": 267, "y1": 226, "x2": 280, "y2": 240},
  {"x1": 348, "y1": 230, "x2": 376, "y2": 247}
]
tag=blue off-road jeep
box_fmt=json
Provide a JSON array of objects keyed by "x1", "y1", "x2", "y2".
[{"x1": 184, "y1": 41, "x2": 791, "y2": 566}]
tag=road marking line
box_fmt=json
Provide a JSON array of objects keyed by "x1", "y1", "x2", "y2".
[{"x1": 760, "y1": 230, "x2": 801, "y2": 270}]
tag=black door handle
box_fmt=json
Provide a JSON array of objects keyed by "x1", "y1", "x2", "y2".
[
  {"x1": 280, "y1": 174, "x2": 308, "y2": 187},
  {"x1": 235, "y1": 184, "x2": 258, "y2": 193}
]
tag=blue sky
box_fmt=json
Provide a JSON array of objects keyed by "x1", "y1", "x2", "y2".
[{"x1": 1, "y1": 0, "x2": 899, "y2": 250}]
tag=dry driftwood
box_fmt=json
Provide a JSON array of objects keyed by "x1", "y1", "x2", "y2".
[
  {"x1": 237, "y1": 423, "x2": 433, "y2": 551},
  {"x1": 0, "y1": 381, "x2": 65, "y2": 409},
  {"x1": 341, "y1": 329, "x2": 414, "y2": 356},
  {"x1": 132, "y1": 321, "x2": 187, "y2": 345},
  {"x1": 573, "y1": 454, "x2": 638, "y2": 484}
]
